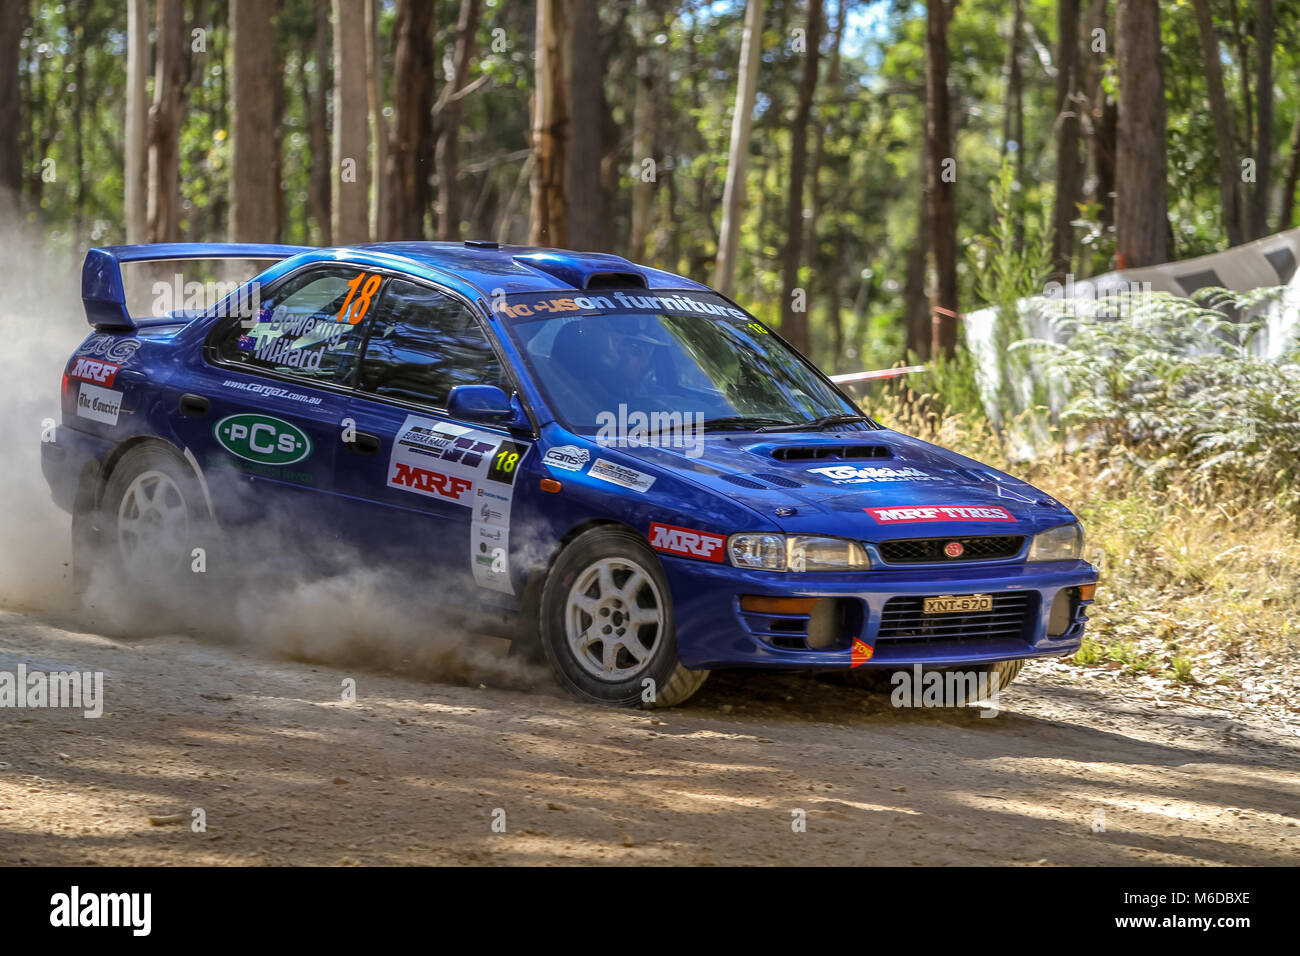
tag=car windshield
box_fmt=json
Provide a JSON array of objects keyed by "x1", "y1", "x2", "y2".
[{"x1": 497, "y1": 289, "x2": 864, "y2": 434}]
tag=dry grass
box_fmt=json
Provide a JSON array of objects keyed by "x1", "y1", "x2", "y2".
[{"x1": 872, "y1": 391, "x2": 1300, "y2": 706}]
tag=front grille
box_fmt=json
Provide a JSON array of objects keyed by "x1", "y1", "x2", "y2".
[
  {"x1": 876, "y1": 592, "x2": 1035, "y2": 645},
  {"x1": 878, "y1": 534, "x2": 1024, "y2": 564}
]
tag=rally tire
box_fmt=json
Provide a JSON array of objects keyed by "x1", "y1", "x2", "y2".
[
  {"x1": 539, "y1": 525, "x2": 708, "y2": 708},
  {"x1": 96, "y1": 443, "x2": 212, "y2": 592},
  {"x1": 986, "y1": 658, "x2": 1025, "y2": 688},
  {"x1": 842, "y1": 658, "x2": 1026, "y2": 694}
]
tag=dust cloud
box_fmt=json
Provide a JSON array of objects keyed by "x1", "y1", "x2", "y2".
[{"x1": 0, "y1": 217, "x2": 546, "y2": 693}]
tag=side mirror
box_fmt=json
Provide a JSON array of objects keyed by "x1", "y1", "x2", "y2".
[{"x1": 446, "y1": 384, "x2": 526, "y2": 428}]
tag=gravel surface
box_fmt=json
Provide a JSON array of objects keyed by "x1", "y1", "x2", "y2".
[{"x1": 2, "y1": 608, "x2": 1297, "y2": 866}]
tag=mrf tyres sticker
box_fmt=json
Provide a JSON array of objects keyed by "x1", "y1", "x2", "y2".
[
  {"x1": 649, "y1": 522, "x2": 725, "y2": 562},
  {"x1": 75, "y1": 383, "x2": 123, "y2": 425},
  {"x1": 387, "y1": 415, "x2": 529, "y2": 594},
  {"x1": 864, "y1": 505, "x2": 1016, "y2": 524},
  {"x1": 588, "y1": 458, "x2": 656, "y2": 493}
]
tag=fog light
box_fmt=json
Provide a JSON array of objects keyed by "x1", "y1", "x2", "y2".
[
  {"x1": 1048, "y1": 588, "x2": 1075, "y2": 637},
  {"x1": 807, "y1": 600, "x2": 839, "y2": 650}
]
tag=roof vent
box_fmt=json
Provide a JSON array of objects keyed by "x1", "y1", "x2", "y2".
[
  {"x1": 513, "y1": 251, "x2": 646, "y2": 290},
  {"x1": 464, "y1": 239, "x2": 499, "y2": 249},
  {"x1": 585, "y1": 271, "x2": 647, "y2": 290}
]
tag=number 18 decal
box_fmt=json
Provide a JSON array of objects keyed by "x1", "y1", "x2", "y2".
[
  {"x1": 336, "y1": 271, "x2": 383, "y2": 324},
  {"x1": 487, "y1": 441, "x2": 528, "y2": 485}
]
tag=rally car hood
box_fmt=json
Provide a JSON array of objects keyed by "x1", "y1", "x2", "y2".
[{"x1": 603, "y1": 427, "x2": 1078, "y2": 539}]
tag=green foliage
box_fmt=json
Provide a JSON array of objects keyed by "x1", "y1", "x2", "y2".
[{"x1": 1023, "y1": 286, "x2": 1300, "y2": 507}]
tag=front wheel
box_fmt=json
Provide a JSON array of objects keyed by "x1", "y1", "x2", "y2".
[{"x1": 539, "y1": 526, "x2": 708, "y2": 708}]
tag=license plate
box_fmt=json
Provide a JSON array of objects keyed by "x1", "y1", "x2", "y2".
[{"x1": 923, "y1": 593, "x2": 993, "y2": 614}]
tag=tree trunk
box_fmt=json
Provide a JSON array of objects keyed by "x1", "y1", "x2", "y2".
[
  {"x1": 1051, "y1": 0, "x2": 1082, "y2": 277},
  {"x1": 1079, "y1": 0, "x2": 1115, "y2": 254},
  {"x1": 1251, "y1": 0, "x2": 1273, "y2": 238},
  {"x1": 530, "y1": 0, "x2": 568, "y2": 247},
  {"x1": 332, "y1": 0, "x2": 371, "y2": 244},
  {"x1": 308, "y1": 0, "x2": 332, "y2": 244},
  {"x1": 565, "y1": 0, "x2": 606, "y2": 251},
  {"x1": 124, "y1": 0, "x2": 148, "y2": 241},
  {"x1": 806, "y1": 0, "x2": 844, "y2": 292},
  {"x1": 1280, "y1": 110, "x2": 1300, "y2": 231},
  {"x1": 628, "y1": 2, "x2": 657, "y2": 263},
  {"x1": 437, "y1": 0, "x2": 482, "y2": 240},
  {"x1": 1114, "y1": 0, "x2": 1168, "y2": 268},
  {"x1": 72, "y1": 0, "x2": 87, "y2": 247},
  {"x1": 904, "y1": 137, "x2": 931, "y2": 360},
  {"x1": 780, "y1": 0, "x2": 824, "y2": 357},
  {"x1": 1002, "y1": 0, "x2": 1025, "y2": 249},
  {"x1": 366, "y1": 0, "x2": 387, "y2": 240},
  {"x1": 1191, "y1": 0, "x2": 1246, "y2": 247},
  {"x1": 385, "y1": 0, "x2": 435, "y2": 239},
  {"x1": 230, "y1": 0, "x2": 280, "y2": 241},
  {"x1": 148, "y1": 0, "x2": 187, "y2": 243},
  {"x1": 714, "y1": 0, "x2": 764, "y2": 297},
  {"x1": 926, "y1": 0, "x2": 958, "y2": 356}
]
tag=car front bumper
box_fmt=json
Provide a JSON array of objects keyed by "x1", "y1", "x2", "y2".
[{"x1": 661, "y1": 555, "x2": 1099, "y2": 670}]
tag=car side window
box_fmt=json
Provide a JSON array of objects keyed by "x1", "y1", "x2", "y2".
[
  {"x1": 214, "y1": 266, "x2": 377, "y2": 385},
  {"x1": 356, "y1": 279, "x2": 506, "y2": 408}
]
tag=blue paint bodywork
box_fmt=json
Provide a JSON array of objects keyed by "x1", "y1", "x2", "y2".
[{"x1": 45, "y1": 241, "x2": 1098, "y2": 672}]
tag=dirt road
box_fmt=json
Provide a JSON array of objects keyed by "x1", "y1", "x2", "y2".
[{"x1": 1, "y1": 607, "x2": 1297, "y2": 866}]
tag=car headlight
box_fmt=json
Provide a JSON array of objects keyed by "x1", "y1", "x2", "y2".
[
  {"x1": 728, "y1": 534, "x2": 870, "y2": 571},
  {"x1": 1027, "y1": 522, "x2": 1084, "y2": 562}
]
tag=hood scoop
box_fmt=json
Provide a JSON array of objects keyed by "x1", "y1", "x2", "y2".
[{"x1": 770, "y1": 444, "x2": 892, "y2": 462}]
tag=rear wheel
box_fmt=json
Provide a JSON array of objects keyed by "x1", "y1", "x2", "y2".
[
  {"x1": 94, "y1": 444, "x2": 211, "y2": 592},
  {"x1": 539, "y1": 526, "x2": 708, "y2": 708}
]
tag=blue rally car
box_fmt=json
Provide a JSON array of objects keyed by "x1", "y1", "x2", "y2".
[{"x1": 44, "y1": 241, "x2": 1098, "y2": 707}]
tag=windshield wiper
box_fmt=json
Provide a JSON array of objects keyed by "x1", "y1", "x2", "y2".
[
  {"x1": 755, "y1": 413, "x2": 876, "y2": 432},
  {"x1": 701, "y1": 415, "x2": 799, "y2": 431}
]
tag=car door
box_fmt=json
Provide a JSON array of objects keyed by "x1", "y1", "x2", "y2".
[
  {"x1": 337, "y1": 277, "x2": 534, "y2": 597},
  {"x1": 179, "y1": 264, "x2": 378, "y2": 532}
]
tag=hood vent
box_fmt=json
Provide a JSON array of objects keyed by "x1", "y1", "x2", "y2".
[
  {"x1": 720, "y1": 474, "x2": 767, "y2": 489},
  {"x1": 771, "y1": 445, "x2": 892, "y2": 462},
  {"x1": 752, "y1": 472, "x2": 804, "y2": 488}
]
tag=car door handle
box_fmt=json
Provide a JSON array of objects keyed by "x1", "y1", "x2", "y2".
[
  {"x1": 347, "y1": 431, "x2": 382, "y2": 456},
  {"x1": 179, "y1": 393, "x2": 210, "y2": 418}
]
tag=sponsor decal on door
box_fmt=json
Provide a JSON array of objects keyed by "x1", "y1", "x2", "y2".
[{"x1": 386, "y1": 415, "x2": 529, "y2": 595}]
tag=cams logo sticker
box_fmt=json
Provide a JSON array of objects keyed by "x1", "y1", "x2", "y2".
[
  {"x1": 213, "y1": 414, "x2": 312, "y2": 465},
  {"x1": 542, "y1": 444, "x2": 589, "y2": 472}
]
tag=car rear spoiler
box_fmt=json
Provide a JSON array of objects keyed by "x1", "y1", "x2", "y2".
[{"x1": 82, "y1": 242, "x2": 312, "y2": 331}]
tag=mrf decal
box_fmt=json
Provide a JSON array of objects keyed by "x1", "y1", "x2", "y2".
[
  {"x1": 864, "y1": 505, "x2": 1016, "y2": 524},
  {"x1": 387, "y1": 415, "x2": 529, "y2": 594},
  {"x1": 648, "y1": 522, "x2": 726, "y2": 563}
]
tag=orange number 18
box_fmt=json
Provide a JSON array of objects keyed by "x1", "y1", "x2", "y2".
[{"x1": 336, "y1": 272, "x2": 383, "y2": 324}]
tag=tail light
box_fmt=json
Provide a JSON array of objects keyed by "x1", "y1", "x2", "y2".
[{"x1": 61, "y1": 370, "x2": 75, "y2": 416}]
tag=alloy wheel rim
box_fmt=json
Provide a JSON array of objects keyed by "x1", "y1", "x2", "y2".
[
  {"x1": 117, "y1": 469, "x2": 190, "y2": 577},
  {"x1": 564, "y1": 556, "x2": 664, "y2": 682}
]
